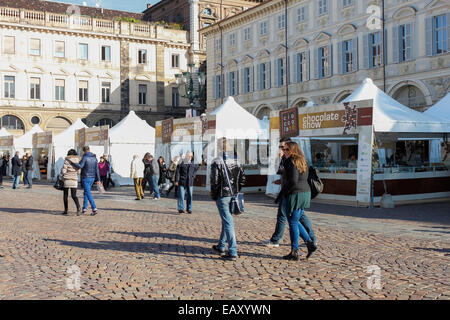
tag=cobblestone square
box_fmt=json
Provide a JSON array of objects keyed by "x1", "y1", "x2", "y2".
[{"x1": 0, "y1": 181, "x2": 449, "y2": 300}]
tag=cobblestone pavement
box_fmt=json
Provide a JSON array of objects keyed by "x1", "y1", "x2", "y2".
[{"x1": 0, "y1": 181, "x2": 449, "y2": 300}]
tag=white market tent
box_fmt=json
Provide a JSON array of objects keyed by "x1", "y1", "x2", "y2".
[
  {"x1": 0, "y1": 127, "x2": 13, "y2": 176},
  {"x1": 342, "y1": 78, "x2": 450, "y2": 133},
  {"x1": 211, "y1": 96, "x2": 269, "y2": 140},
  {"x1": 15, "y1": 124, "x2": 44, "y2": 179},
  {"x1": 52, "y1": 118, "x2": 88, "y2": 178},
  {"x1": 424, "y1": 92, "x2": 450, "y2": 120},
  {"x1": 0, "y1": 127, "x2": 11, "y2": 137},
  {"x1": 108, "y1": 110, "x2": 155, "y2": 186}
]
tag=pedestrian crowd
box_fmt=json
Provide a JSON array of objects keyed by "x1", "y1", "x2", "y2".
[{"x1": 0, "y1": 137, "x2": 318, "y2": 262}]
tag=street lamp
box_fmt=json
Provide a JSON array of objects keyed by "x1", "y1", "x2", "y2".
[{"x1": 176, "y1": 63, "x2": 206, "y2": 116}]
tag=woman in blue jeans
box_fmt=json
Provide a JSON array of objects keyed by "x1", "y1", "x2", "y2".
[{"x1": 280, "y1": 141, "x2": 317, "y2": 261}]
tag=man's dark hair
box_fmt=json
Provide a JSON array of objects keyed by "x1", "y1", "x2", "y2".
[
  {"x1": 83, "y1": 146, "x2": 90, "y2": 153},
  {"x1": 67, "y1": 149, "x2": 77, "y2": 156},
  {"x1": 279, "y1": 137, "x2": 292, "y2": 143}
]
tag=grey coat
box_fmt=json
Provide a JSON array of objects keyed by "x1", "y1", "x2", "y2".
[{"x1": 61, "y1": 156, "x2": 81, "y2": 188}]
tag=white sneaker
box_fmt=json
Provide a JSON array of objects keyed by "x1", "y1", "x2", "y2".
[
  {"x1": 263, "y1": 240, "x2": 280, "y2": 247},
  {"x1": 153, "y1": 197, "x2": 160, "y2": 200}
]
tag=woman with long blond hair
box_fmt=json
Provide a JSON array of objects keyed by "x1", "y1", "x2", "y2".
[{"x1": 280, "y1": 141, "x2": 317, "y2": 261}]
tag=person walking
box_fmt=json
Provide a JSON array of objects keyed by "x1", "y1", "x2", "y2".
[
  {"x1": 11, "y1": 152, "x2": 22, "y2": 189},
  {"x1": 142, "y1": 153, "x2": 154, "y2": 196},
  {"x1": 280, "y1": 141, "x2": 317, "y2": 261},
  {"x1": 149, "y1": 154, "x2": 161, "y2": 200},
  {"x1": 210, "y1": 138, "x2": 245, "y2": 261},
  {"x1": 158, "y1": 156, "x2": 168, "y2": 193},
  {"x1": 23, "y1": 152, "x2": 33, "y2": 189},
  {"x1": 131, "y1": 154, "x2": 145, "y2": 200},
  {"x1": 264, "y1": 137, "x2": 316, "y2": 248},
  {"x1": 98, "y1": 156, "x2": 110, "y2": 191},
  {"x1": 165, "y1": 156, "x2": 180, "y2": 197},
  {"x1": 0, "y1": 153, "x2": 8, "y2": 188},
  {"x1": 69, "y1": 146, "x2": 100, "y2": 215},
  {"x1": 174, "y1": 151, "x2": 199, "y2": 214},
  {"x1": 61, "y1": 149, "x2": 81, "y2": 215}
]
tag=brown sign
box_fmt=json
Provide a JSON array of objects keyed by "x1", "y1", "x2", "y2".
[
  {"x1": 162, "y1": 118, "x2": 173, "y2": 144},
  {"x1": 299, "y1": 110, "x2": 346, "y2": 130},
  {"x1": 279, "y1": 107, "x2": 299, "y2": 138},
  {"x1": 77, "y1": 128, "x2": 86, "y2": 147},
  {"x1": 357, "y1": 107, "x2": 373, "y2": 126},
  {"x1": 0, "y1": 136, "x2": 13, "y2": 147},
  {"x1": 33, "y1": 132, "x2": 52, "y2": 148}
]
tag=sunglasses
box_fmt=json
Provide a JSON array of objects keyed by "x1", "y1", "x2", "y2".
[{"x1": 283, "y1": 148, "x2": 290, "y2": 151}]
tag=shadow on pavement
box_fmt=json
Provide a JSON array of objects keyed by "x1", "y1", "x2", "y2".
[
  {"x1": 101, "y1": 207, "x2": 180, "y2": 216},
  {"x1": 0, "y1": 207, "x2": 63, "y2": 216},
  {"x1": 413, "y1": 247, "x2": 450, "y2": 256},
  {"x1": 42, "y1": 238, "x2": 284, "y2": 261}
]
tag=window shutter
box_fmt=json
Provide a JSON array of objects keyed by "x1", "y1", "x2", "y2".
[
  {"x1": 4, "y1": 36, "x2": 15, "y2": 54},
  {"x1": 328, "y1": 44, "x2": 333, "y2": 77},
  {"x1": 293, "y1": 53, "x2": 298, "y2": 83},
  {"x1": 258, "y1": 64, "x2": 261, "y2": 90},
  {"x1": 251, "y1": 66, "x2": 254, "y2": 92},
  {"x1": 383, "y1": 29, "x2": 387, "y2": 66},
  {"x1": 337, "y1": 41, "x2": 343, "y2": 74},
  {"x1": 425, "y1": 17, "x2": 433, "y2": 56},
  {"x1": 30, "y1": 39, "x2": 40, "y2": 51},
  {"x1": 447, "y1": 13, "x2": 450, "y2": 53},
  {"x1": 236, "y1": 70, "x2": 239, "y2": 95},
  {"x1": 287, "y1": 55, "x2": 290, "y2": 85},
  {"x1": 55, "y1": 41, "x2": 64, "y2": 53},
  {"x1": 306, "y1": 50, "x2": 310, "y2": 81},
  {"x1": 353, "y1": 37, "x2": 359, "y2": 72},
  {"x1": 275, "y1": 59, "x2": 280, "y2": 87},
  {"x1": 213, "y1": 76, "x2": 216, "y2": 99},
  {"x1": 314, "y1": 48, "x2": 319, "y2": 79},
  {"x1": 363, "y1": 34, "x2": 369, "y2": 69},
  {"x1": 405, "y1": 23, "x2": 412, "y2": 61},
  {"x1": 392, "y1": 25, "x2": 399, "y2": 63},
  {"x1": 268, "y1": 61, "x2": 272, "y2": 89},
  {"x1": 242, "y1": 68, "x2": 245, "y2": 93}
]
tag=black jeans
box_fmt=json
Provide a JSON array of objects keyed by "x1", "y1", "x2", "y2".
[
  {"x1": 144, "y1": 174, "x2": 153, "y2": 194},
  {"x1": 63, "y1": 188, "x2": 80, "y2": 212},
  {"x1": 100, "y1": 176, "x2": 108, "y2": 190}
]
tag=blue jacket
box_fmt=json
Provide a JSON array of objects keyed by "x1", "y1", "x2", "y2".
[
  {"x1": 175, "y1": 159, "x2": 199, "y2": 187},
  {"x1": 71, "y1": 152, "x2": 100, "y2": 180}
]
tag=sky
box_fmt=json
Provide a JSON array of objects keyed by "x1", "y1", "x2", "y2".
[{"x1": 49, "y1": 0, "x2": 161, "y2": 13}]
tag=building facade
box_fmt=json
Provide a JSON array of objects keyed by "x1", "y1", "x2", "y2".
[
  {"x1": 202, "y1": 0, "x2": 450, "y2": 119},
  {"x1": 0, "y1": 0, "x2": 193, "y2": 137}
]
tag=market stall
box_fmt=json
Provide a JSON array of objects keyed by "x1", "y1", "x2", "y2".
[
  {"x1": 0, "y1": 128, "x2": 13, "y2": 177},
  {"x1": 108, "y1": 111, "x2": 155, "y2": 186},
  {"x1": 155, "y1": 97, "x2": 269, "y2": 193},
  {"x1": 15, "y1": 124, "x2": 43, "y2": 180},
  {"x1": 32, "y1": 131, "x2": 53, "y2": 180},
  {"x1": 267, "y1": 78, "x2": 450, "y2": 206},
  {"x1": 75, "y1": 125, "x2": 109, "y2": 164}
]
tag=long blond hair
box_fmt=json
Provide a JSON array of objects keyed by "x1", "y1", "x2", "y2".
[{"x1": 286, "y1": 141, "x2": 308, "y2": 174}]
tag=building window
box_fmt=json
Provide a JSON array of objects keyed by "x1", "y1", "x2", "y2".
[
  {"x1": 3, "y1": 36, "x2": 15, "y2": 54},
  {"x1": 172, "y1": 88, "x2": 180, "y2": 107},
  {"x1": 243, "y1": 67, "x2": 251, "y2": 93},
  {"x1": 4, "y1": 76, "x2": 15, "y2": 98},
  {"x1": 55, "y1": 41, "x2": 65, "y2": 58},
  {"x1": 259, "y1": 62, "x2": 269, "y2": 90},
  {"x1": 229, "y1": 71, "x2": 236, "y2": 96},
  {"x1": 229, "y1": 33, "x2": 236, "y2": 47},
  {"x1": 101, "y1": 82, "x2": 111, "y2": 103},
  {"x1": 55, "y1": 79, "x2": 65, "y2": 101},
  {"x1": 370, "y1": 32, "x2": 383, "y2": 67},
  {"x1": 171, "y1": 54, "x2": 180, "y2": 68},
  {"x1": 297, "y1": 6, "x2": 306, "y2": 23},
  {"x1": 399, "y1": 24, "x2": 412, "y2": 62},
  {"x1": 214, "y1": 75, "x2": 221, "y2": 99},
  {"x1": 139, "y1": 84, "x2": 147, "y2": 105},
  {"x1": 31, "y1": 116, "x2": 40, "y2": 125},
  {"x1": 79, "y1": 80, "x2": 88, "y2": 102},
  {"x1": 30, "y1": 38, "x2": 41, "y2": 56},
  {"x1": 203, "y1": 22, "x2": 211, "y2": 28},
  {"x1": 343, "y1": 0, "x2": 353, "y2": 7},
  {"x1": 203, "y1": 8, "x2": 212, "y2": 15},
  {"x1": 30, "y1": 78, "x2": 41, "y2": 100},
  {"x1": 434, "y1": 15, "x2": 448, "y2": 55},
  {"x1": 260, "y1": 21, "x2": 268, "y2": 36},
  {"x1": 318, "y1": 0, "x2": 328, "y2": 16},
  {"x1": 79, "y1": 43, "x2": 88, "y2": 60},
  {"x1": 138, "y1": 49, "x2": 147, "y2": 64},
  {"x1": 277, "y1": 58, "x2": 285, "y2": 86},
  {"x1": 343, "y1": 39, "x2": 354, "y2": 73},
  {"x1": 101, "y1": 45, "x2": 111, "y2": 61},
  {"x1": 296, "y1": 52, "x2": 309, "y2": 82},
  {"x1": 95, "y1": 118, "x2": 115, "y2": 128},
  {"x1": 319, "y1": 46, "x2": 331, "y2": 78},
  {"x1": 244, "y1": 27, "x2": 251, "y2": 41},
  {"x1": 278, "y1": 14, "x2": 286, "y2": 30},
  {"x1": 0, "y1": 115, "x2": 24, "y2": 130},
  {"x1": 215, "y1": 39, "x2": 222, "y2": 51}
]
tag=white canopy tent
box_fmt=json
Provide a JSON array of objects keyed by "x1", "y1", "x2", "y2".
[
  {"x1": 0, "y1": 127, "x2": 11, "y2": 137},
  {"x1": 342, "y1": 78, "x2": 450, "y2": 133},
  {"x1": 15, "y1": 124, "x2": 44, "y2": 179},
  {"x1": 0, "y1": 128, "x2": 13, "y2": 176},
  {"x1": 108, "y1": 111, "x2": 155, "y2": 186},
  {"x1": 52, "y1": 118, "x2": 87, "y2": 178},
  {"x1": 424, "y1": 92, "x2": 450, "y2": 120}
]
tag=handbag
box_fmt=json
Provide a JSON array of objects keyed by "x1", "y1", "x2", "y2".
[
  {"x1": 53, "y1": 174, "x2": 64, "y2": 191},
  {"x1": 220, "y1": 157, "x2": 244, "y2": 215},
  {"x1": 307, "y1": 166, "x2": 324, "y2": 199}
]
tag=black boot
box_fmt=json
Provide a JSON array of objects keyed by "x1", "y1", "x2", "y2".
[
  {"x1": 283, "y1": 249, "x2": 294, "y2": 260},
  {"x1": 306, "y1": 240, "x2": 317, "y2": 259}
]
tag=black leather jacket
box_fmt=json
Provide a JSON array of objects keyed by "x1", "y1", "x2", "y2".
[{"x1": 210, "y1": 154, "x2": 246, "y2": 200}]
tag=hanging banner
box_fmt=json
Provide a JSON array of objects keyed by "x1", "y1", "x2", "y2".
[
  {"x1": 162, "y1": 118, "x2": 173, "y2": 144},
  {"x1": 0, "y1": 136, "x2": 13, "y2": 147},
  {"x1": 33, "y1": 132, "x2": 53, "y2": 148},
  {"x1": 279, "y1": 107, "x2": 299, "y2": 138},
  {"x1": 76, "y1": 126, "x2": 109, "y2": 147}
]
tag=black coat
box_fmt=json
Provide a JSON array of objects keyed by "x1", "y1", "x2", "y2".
[
  {"x1": 0, "y1": 157, "x2": 8, "y2": 176},
  {"x1": 174, "y1": 160, "x2": 199, "y2": 187},
  {"x1": 210, "y1": 154, "x2": 245, "y2": 201},
  {"x1": 11, "y1": 155, "x2": 22, "y2": 176},
  {"x1": 25, "y1": 156, "x2": 33, "y2": 170}
]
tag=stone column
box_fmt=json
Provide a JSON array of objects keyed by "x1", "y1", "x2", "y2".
[
  {"x1": 120, "y1": 40, "x2": 130, "y2": 117},
  {"x1": 190, "y1": 0, "x2": 200, "y2": 51},
  {"x1": 156, "y1": 45, "x2": 166, "y2": 109}
]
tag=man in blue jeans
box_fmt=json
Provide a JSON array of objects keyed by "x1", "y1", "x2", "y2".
[
  {"x1": 11, "y1": 152, "x2": 22, "y2": 190},
  {"x1": 149, "y1": 155, "x2": 161, "y2": 200},
  {"x1": 210, "y1": 138, "x2": 245, "y2": 261},
  {"x1": 70, "y1": 146, "x2": 100, "y2": 215},
  {"x1": 264, "y1": 137, "x2": 316, "y2": 247},
  {"x1": 174, "y1": 151, "x2": 198, "y2": 214}
]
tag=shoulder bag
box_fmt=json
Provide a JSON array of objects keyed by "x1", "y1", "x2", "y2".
[{"x1": 220, "y1": 157, "x2": 244, "y2": 215}]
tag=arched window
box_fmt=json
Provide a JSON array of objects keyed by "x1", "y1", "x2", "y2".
[
  {"x1": 95, "y1": 118, "x2": 115, "y2": 128},
  {"x1": 46, "y1": 116, "x2": 71, "y2": 134},
  {"x1": 393, "y1": 85, "x2": 426, "y2": 112},
  {"x1": 1, "y1": 115, "x2": 24, "y2": 130}
]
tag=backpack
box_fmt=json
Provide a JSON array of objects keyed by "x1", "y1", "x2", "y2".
[{"x1": 307, "y1": 166, "x2": 323, "y2": 199}]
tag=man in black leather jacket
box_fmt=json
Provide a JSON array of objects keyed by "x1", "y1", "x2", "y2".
[{"x1": 210, "y1": 138, "x2": 245, "y2": 261}]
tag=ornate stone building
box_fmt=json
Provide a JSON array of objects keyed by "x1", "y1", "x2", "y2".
[
  {"x1": 202, "y1": 0, "x2": 450, "y2": 119},
  {"x1": 0, "y1": 0, "x2": 193, "y2": 137}
]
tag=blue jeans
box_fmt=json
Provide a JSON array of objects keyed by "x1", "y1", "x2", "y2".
[
  {"x1": 12, "y1": 175, "x2": 20, "y2": 189},
  {"x1": 178, "y1": 185, "x2": 193, "y2": 212},
  {"x1": 82, "y1": 178, "x2": 97, "y2": 211},
  {"x1": 216, "y1": 197, "x2": 237, "y2": 256},
  {"x1": 284, "y1": 197, "x2": 311, "y2": 250},
  {"x1": 151, "y1": 175, "x2": 160, "y2": 198},
  {"x1": 23, "y1": 170, "x2": 32, "y2": 187},
  {"x1": 270, "y1": 200, "x2": 316, "y2": 244}
]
